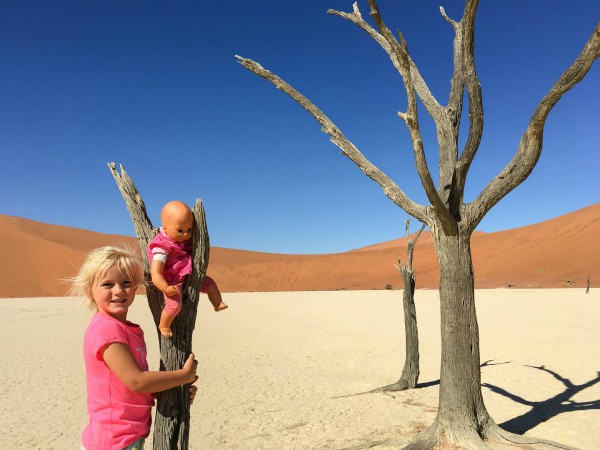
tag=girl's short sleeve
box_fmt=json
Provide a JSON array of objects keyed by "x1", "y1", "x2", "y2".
[{"x1": 87, "y1": 319, "x2": 129, "y2": 361}]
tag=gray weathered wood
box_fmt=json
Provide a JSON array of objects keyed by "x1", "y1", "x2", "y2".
[
  {"x1": 109, "y1": 162, "x2": 209, "y2": 450},
  {"x1": 392, "y1": 220, "x2": 425, "y2": 391},
  {"x1": 376, "y1": 220, "x2": 425, "y2": 393}
]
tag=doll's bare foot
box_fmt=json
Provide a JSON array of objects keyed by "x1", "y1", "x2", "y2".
[
  {"x1": 215, "y1": 302, "x2": 228, "y2": 312},
  {"x1": 159, "y1": 327, "x2": 173, "y2": 337},
  {"x1": 159, "y1": 311, "x2": 175, "y2": 337}
]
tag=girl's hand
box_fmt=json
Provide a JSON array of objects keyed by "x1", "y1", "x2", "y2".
[
  {"x1": 189, "y1": 380, "x2": 198, "y2": 404},
  {"x1": 182, "y1": 353, "x2": 198, "y2": 383}
]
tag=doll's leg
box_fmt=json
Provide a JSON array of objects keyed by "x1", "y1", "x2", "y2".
[
  {"x1": 160, "y1": 293, "x2": 182, "y2": 337},
  {"x1": 202, "y1": 276, "x2": 228, "y2": 311},
  {"x1": 158, "y1": 310, "x2": 175, "y2": 338}
]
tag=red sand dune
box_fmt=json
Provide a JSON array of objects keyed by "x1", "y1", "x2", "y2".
[{"x1": 1, "y1": 204, "x2": 598, "y2": 297}]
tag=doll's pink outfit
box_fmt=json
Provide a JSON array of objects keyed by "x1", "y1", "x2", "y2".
[
  {"x1": 147, "y1": 230, "x2": 193, "y2": 285},
  {"x1": 147, "y1": 229, "x2": 192, "y2": 316},
  {"x1": 147, "y1": 229, "x2": 216, "y2": 316}
]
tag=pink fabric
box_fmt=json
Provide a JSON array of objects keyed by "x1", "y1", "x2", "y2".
[
  {"x1": 147, "y1": 231, "x2": 217, "y2": 315},
  {"x1": 163, "y1": 289, "x2": 183, "y2": 315},
  {"x1": 82, "y1": 312, "x2": 154, "y2": 450},
  {"x1": 158, "y1": 275, "x2": 216, "y2": 316},
  {"x1": 147, "y1": 230, "x2": 192, "y2": 285},
  {"x1": 201, "y1": 275, "x2": 216, "y2": 294}
]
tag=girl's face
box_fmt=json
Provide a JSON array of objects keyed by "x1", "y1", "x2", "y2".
[{"x1": 90, "y1": 264, "x2": 137, "y2": 322}]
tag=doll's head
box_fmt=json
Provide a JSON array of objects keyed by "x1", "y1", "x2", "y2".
[
  {"x1": 68, "y1": 246, "x2": 144, "y2": 308},
  {"x1": 161, "y1": 201, "x2": 193, "y2": 243}
]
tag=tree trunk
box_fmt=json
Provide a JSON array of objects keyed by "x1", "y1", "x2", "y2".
[
  {"x1": 396, "y1": 265, "x2": 419, "y2": 389},
  {"x1": 430, "y1": 224, "x2": 494, "y2": 444},
  {"x1": 403, "y1": 222, "x2": 499, "y2": 448},
  {"x1": 407, "y1": 223, "x2": 577, "y2": 449},
  {"x1": 109, "y1": 163, "x2": 209, "y2": 450},
  {"x1": 381, "y1": 221, "x2": 425, "y2": 392}
]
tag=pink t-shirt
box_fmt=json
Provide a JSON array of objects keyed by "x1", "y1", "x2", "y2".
[{"x1": 82, "y1": 312, "x2": 154, "y2": 450}]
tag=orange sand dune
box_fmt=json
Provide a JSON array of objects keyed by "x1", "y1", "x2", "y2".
[{"x1": 1, "y1": 204, "x2": 598, "y2": 297}]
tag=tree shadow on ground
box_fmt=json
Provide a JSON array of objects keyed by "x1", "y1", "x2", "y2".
[
  {"x1": 334, "y1": 359, "x2": 507, "y2": 399},
  {"x1": 483, "y1": 365, "x2": 600, "y2": 434}
]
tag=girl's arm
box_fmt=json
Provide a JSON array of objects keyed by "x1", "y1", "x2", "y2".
[
  {"x1": 102, "y1": 343, "x2": 198, "y2": 393},
  {"x1": 150, "y1": 260, "x2": 179, "y2": 297}
]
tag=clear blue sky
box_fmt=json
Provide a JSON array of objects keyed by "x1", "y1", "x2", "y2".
[{"x1": 1, "y1": 1, "x2": 598, "y2": 254}]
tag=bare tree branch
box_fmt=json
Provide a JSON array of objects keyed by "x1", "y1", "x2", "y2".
[
  {"x1": 412, "y1": 220, "x2": 426, "y2": 242},
  {"x1": 442, "y1": 7, "x2": 462, "y2": 123},
  {"x1": 439, "y1": 6, "x2": 458, "y2": 28},
  {"x1": 327, "y1": 3, "x2": 442, "y2": 117},
  {"x1": 328, "y1": 3, "x2": 459, "y2": 200},
  {"x1": 328, "y1": 3, "x2": 460, "y2": 203},
  {"x1": 330, "y1": 1, "x2": 465, "y2": 226},
  {"x1": 455, "y1": 0, "x2": 484, "y2": 201},
  {"x1": 328, "y1": 2, "x2": 480, "y2": 214},
  {"x1": 394, "y1": 220, "x2": 426, "y2": 273},
  {"x1": 367, "y1": 0, "x2": 454, "y2": 229},
  {"x1": 469, "y1": 21, "x2": 600, "y2": 226},
  {"x1": 234, "y1": 55, "x2": 428, "y2": 223},
  {"x1": 436, "y1": 6, "x2": 463, "y2": 204},
  {"x1": 108, "y1": 162, "x2": 155, "y2": 250},
  {"x1": 405, "y1": 220, "x2": 426, "y2": 269}
]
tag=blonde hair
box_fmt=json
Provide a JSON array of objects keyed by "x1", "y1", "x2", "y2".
[{"x1": 68, "y1": 246, "x2": 145, "y2": 305}]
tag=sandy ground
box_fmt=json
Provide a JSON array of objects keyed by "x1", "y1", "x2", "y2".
[{"x1": 1, "y1": 289, "x2": 598, "y2": 449}]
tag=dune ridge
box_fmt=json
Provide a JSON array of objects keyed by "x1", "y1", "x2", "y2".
[{"x1": 1, "y1": 203, "x2": 598, "y2": 297}]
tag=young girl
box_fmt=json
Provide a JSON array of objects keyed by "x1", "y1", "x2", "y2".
[
  {"x1": 147, "y1": 200, "x2": 227, "y2": 337},
  {"x1": 70, "y1": 246, "x2": 198, "y2": 450}
]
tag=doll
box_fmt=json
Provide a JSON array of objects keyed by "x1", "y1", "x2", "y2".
[{"x1": 147, "y1": 201, "x2": 227, "y2": 337}]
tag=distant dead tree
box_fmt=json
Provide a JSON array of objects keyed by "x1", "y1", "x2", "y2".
[
  {"x1": 236, "y1": 1, "x2": 599, "y2": 447},
  {"x1": 586, "y1": 274, "x2": 591, "y2": 293},
  {"x1": 109, "y1": 163, "x2": 209, "y2": 450},
  {"x1": 385, "y1": 220, "x2": 426, "y2": 391}
]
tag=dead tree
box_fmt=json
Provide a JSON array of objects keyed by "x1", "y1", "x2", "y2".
[
  {"x1": 586, "y1": 274, "x2": 591, "y2": 293},
  {"x1": 236, "y1": 1, "x2": 599, "y2": 447},
  {"x1": 393, "y1": 220, "x2": 425, "y2": 391},
  {"x1": 383, "y1": 220, "x2": 426, "y2": 392},
  {"x1": 109, "y1": 163, "x2": 209, "y2": 450}
]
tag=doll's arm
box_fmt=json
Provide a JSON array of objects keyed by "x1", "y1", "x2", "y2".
[
  {"x1": 102, "y1": 343, "x2": 198, "y2": 393},
  {"x1": 150, "y1": 259, "x2": 179, "y2": 297}
]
